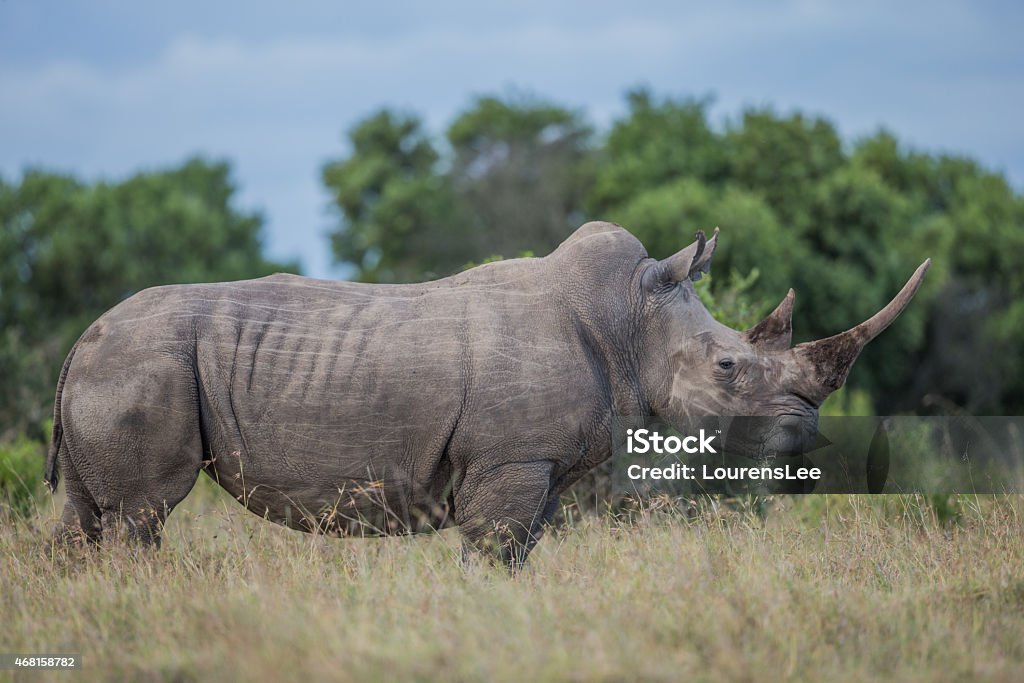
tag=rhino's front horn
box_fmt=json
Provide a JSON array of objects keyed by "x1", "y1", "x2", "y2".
[
  {"x1": 745, "y1": 288, "x2": 795, "y2": 352},
  {"x1": 790, "y1": 259, "x2": 931, "y2": 405}
]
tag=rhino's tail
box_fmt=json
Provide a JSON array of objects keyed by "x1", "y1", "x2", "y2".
[{"x1": 45, "y1": 338, "x2": 81, "y2": 493}]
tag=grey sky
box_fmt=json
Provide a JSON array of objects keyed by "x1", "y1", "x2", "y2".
[{"x1": 2, "y1": 1, "x2": 1021, "y2": 278}]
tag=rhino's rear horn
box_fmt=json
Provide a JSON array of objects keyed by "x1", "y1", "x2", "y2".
[
  {"x1": 745, "y1": 288, "x2": 795, "y2": 352},
  {"x1": 790, "y1": 259, "x2": 931, "y2": 404},
  {"x1": 660, "y1": 228, "x2": 719, "y2": 283}
]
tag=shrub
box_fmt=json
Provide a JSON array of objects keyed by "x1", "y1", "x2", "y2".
[{"x1": 0, "y1": 433, "x2": 45, "y2": 517}]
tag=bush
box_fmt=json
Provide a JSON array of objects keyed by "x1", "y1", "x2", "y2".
[{"x1": 0, "y1": 433, "x2": 45, "y2": 517}]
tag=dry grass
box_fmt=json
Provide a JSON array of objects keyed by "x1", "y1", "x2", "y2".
[{"x1": 2, "y1": 482, "x2": 1023, "y2": 682}]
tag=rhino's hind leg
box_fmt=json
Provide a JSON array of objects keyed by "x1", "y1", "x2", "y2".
[
  {"x1": 49, "y1": 450, "x2": 102, "y2": 549},
  {"x1": 63, "y1": 360, "x2": 204, "y2": 550},
  {"x1": 90, "y1": 433, "x2": 202, "y2": 550},
  {"x1": 456, "y1": 461, "x2": 556, "y2": 573},
  {"x1": 92, "y1": 424, "x2": 203, "y2": 549}
]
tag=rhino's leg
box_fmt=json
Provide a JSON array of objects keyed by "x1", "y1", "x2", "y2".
[
  {"x1": 455, "y1": 461, "x2": 556, "y2": 573},
  {"x1": 50, "y1": 449, "x2": 102, "y2": 548},
  {"x1": 64, "y1": 359, "x2": 203, "y2": 549}
]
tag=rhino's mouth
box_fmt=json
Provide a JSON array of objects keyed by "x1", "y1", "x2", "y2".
[{"x1": 718, "y1": 415, "x2": 819, "y2": 462}]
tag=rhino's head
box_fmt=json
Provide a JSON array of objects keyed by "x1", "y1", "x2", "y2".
[{"x1": 635, "y1": 228, "x2": 930, "y2": 460}]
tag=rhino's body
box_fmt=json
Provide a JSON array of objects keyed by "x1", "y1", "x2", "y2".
[
  {"x1": 49, "y1": 224, "x2": 644, "y2": 554},
  {"x1": 47, "y1": 222, "x2": 928, "y2": 567}
]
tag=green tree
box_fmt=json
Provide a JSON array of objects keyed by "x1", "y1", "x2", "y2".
[
  {"x1": 324, "y1": 97, "x2": 594, "y2": 282},
  {"x1": 589, "y1": 88, "x2": 728, "y2": 215},
  {"x1": 587, "y1": 99, "x2": 969, "y2": 412},
  {"x1": 725, "y1": 109, "x2": 845, "y2": 231},
  {"x1": 606, "y1": 178, "x2": 797, "y2": 300},
  {"x1": 589, "y1": 91, "x2": 799, "y2": 325},
  {"x1": 447, "y1": 94, "x2": 595, "y2": 259},
  {"x1": 322, "y1": 110, "x2": 466, "y2": 283},
  {"x1": 0, "y1": 158, "x2": 293, "y2": 438},
  {"x1": 795, "y1": 164, "x2": 941, "y2": 402},
  {"x1": 854, "y1": 131, "x2": 1024, "y2": 411}
]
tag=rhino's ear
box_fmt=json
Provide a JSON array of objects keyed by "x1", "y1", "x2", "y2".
[
  {"x1": 656, "y1": 228, "x2": 720, "y2": 285},
  {"x1": 687, "y1": 227, "x2": 718, "y2": 281}
]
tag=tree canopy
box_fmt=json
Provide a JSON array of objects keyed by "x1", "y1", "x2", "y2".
[{"x1": 0, "y1": 158, "x2": 295, "y2": 438}]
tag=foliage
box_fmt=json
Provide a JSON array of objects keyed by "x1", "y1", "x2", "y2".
[
  {"x1": 322, "y1": 94, "x2": 593, "y2": 282},
  {"x1": 724, "y1": 107, "x2": 845, "y2": 230},
  {"x1": 0, "y1": 158, "x2": 296, "y2": 438},
  {"x1": 321, "y1": 111, "x2": 466, "y2": 283},
  {"x1": 818, "y1": 386, "x2": 875, "y2": 417},
  {"x1": 448, "y1": 94, "x2": 595, "y2": 260},
  {"x1": 693, "y1": 269, "x2": 769, "y2": 331},
  {"x1": 0, "y1": 431, "x2": 45, "y2": 517},
  {"x1": 587, "y1": 89, "x2": 729, "y2": 213}
]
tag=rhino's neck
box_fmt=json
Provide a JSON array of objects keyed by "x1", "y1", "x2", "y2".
[
  {"x1": 563, "y1": 278, "x2": 650, "y2": 424},
  {"x1": 544, "y1": 222, "x2": 654, "y2": 421},
  {"x1": 574, "y1": 316, "x2": 646, "y2": 419}
]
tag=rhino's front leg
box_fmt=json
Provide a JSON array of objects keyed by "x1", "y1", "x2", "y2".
[{"x1": 456, "y1": 461, "x2": 556, "y2": 573}]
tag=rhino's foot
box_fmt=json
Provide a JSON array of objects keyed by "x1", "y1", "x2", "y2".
[
  {"x1": 456, "y1": 462, "x2": 557, "y2": 574},
  {"x1": 99, "y1": 507, "x2": 166, "y2": 548},
  {"x1": 460, "y1": 525, "x2": 541, "y2": 575},
  {"x1": 44, "y1": 515, "x2": 101, "y2": 562}
]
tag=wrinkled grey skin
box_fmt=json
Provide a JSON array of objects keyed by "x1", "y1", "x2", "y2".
[{"x1": 45, "y1": 222, "x2": 929, "y2": 568}]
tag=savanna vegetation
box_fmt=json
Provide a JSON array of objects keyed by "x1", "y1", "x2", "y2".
[
  {"x1": 2, "y1": 89, "x2": 1023, "y2": 682},
  {"x1": 1, "y1": 486, "x2": 1022, "y2": 682}
]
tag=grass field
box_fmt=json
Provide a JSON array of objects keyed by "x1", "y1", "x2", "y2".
[{"x1": 2, "y1": 482, "x2": 1023, "y2": 682}]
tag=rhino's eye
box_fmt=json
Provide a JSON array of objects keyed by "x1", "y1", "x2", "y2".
[{"x1": 718, "y1": 359, "x2": 735, "y2": 370}]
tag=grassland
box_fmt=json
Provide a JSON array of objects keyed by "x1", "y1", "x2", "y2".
[{"x1": 1, "y1": 482, "x2": 1023, "y2": 682}]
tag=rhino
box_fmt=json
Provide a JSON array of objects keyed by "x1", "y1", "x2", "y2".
[{"x1": 45, "y1": 222, "x2": 929, "y2": 568}]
